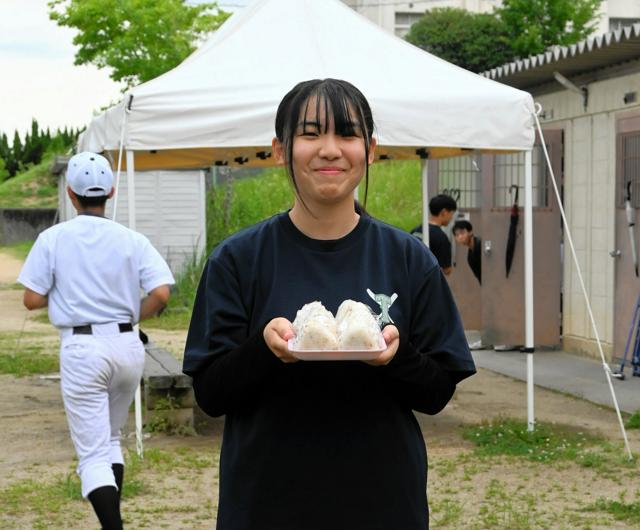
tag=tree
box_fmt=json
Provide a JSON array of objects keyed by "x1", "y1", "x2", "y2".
[
  {"x1": 22, "y1": 119, "x2": 46, "y2": 166},
  {"x1": 496, "y1": 0, "x2": 603, "y2": 57},
  {"x1": 405, "y1": 8, "x2": 516, "y2": 73},
  {"x1": 49, "y1": 0, "x2": 230, "y2": 87},
  {"x1": 0, "y1": 157, "x2": 8, "y2": 184}
]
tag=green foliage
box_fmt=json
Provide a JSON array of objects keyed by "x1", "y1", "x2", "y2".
[
  {"x1": 0, "y1": 157, "x2": 8, "y2": 184},
  {"x1": 496, "y1": 0, "x2": 603, "y2": 57},
  {"x1": 49, "y1": 0, "x2": 230, "y2": 87},
  {"x1": 206, "y1": 167, "x2": 293, "y2": 251},
  {"x1": 363, "y1": 161, "x2": 422, "y2": 232},
  {"x1": 405, "y1": 8, "x2": 515, "y2": 73},
  {"x1": 626, "y1": 410, "x2": 640, "y2": 429},
  {"x1": 463, "y1": 418, "x2": 602, "y2": 462},
  {"x1": 0, "y1": 120, "x2": 80, "y2": 180}
]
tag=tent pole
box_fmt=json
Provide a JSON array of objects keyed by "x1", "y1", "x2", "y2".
[
  {"x1": 421, "y1": 160, "x2": 430, "y2": 247},
  {"x1": 533, "y1": 109, "x2": 633, "y2": 459},
  {"x1": 126, "y1": 150, "x2": 144, "y2": 459},
  {"x1": 112, "y1": 104, "x2": 128, "y2": 222},
  {"x1": 524, "y1": 149, "x2": 535, "y2": 432}
]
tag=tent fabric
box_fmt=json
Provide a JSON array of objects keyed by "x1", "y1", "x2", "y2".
[{"x1": 79, "y1": 0, "x2": 535, "y2": 169}]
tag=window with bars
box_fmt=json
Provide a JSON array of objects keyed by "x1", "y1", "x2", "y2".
[
  {"x1": 618, "y1": 133, "x2": 640, "y2": 208},
  {"x1": 609, "y1": 17, "x2": 640, "y2": 32},
  {"x1": 436, "y1": 155, "x2": 482, "y2": 209},
  {"x1": 394, "y1": 12, "x2": 423, "y2": 37},
  {"x1": 493, "y1": 146, "x2": 549, "y2": 208}
]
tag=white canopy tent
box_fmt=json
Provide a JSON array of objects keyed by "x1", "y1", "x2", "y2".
[
  {"x1": 79, "y1": 0, "x2": 535, "y2": 166},
  {"x1": 79, "y1": 0, "x2": 552, "y2": 450}
]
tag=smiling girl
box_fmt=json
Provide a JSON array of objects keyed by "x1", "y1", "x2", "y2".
[{"x1": 183, "y1": 78, "x2": 475, "y2": 530}]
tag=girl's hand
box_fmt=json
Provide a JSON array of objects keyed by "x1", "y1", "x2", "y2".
[
  {"x1": 364, "y1": 325, "x2": 399, "y2": 366},
  {"x1": 263, "y1": 317, "x2": 299, "y2": 363}
]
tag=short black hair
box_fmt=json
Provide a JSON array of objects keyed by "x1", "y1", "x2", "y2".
[
  {"x1": 275, "y1": 78, "x2": 375, "y2": 211},
  {"x1": 72, "y1": 191, "x2": 109, "y2": 208},
  {"x1": 429, "y1": 194, "x2": 457, "y2": 216},
  {"x1": 452, "y1": 220, "x2": 473, "y2": 234}
]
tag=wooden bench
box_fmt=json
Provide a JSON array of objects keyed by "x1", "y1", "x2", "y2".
[{"x1": 143, "y1": 341, "x2": 194, "y2": 431}]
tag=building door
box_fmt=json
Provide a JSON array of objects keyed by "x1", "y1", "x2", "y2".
[
  {"x1": 613, "y1": 115, "x2": 640, "y2": 363},
  {"x1": 431, "y1": 155, "x2": 483, "y2": 330},
  {"x1": 480, "y1": 131, "x2": 563, "y2": 347}
]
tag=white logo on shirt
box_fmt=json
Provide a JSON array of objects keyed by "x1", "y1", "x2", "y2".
[{"x1": 366, "y1": 289, "x2": 398, "y2": 326}]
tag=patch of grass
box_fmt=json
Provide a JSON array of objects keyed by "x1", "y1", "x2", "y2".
[
  {"x1": 0, "y1": 154, "x2": 59, "y2": 209},
  {"x1": 143, "y1": 308, "x2": 191, "y2": 331},
  {"x1": 626, "y1": 410, "x2": 640, "y2": 429},
  {"x1": 0, "y1": 240, "x2": 34, "y2": 260},
  {"x1": 362, "y1": 160, "x2": 422, "y2": 232},
  {"x1": 478, "y1": 479, "x2": 539, "y2": 529},
  {"x1": 585, "y1": 497, "x2": 640, "y2": 524},
  {"x1": 430, "y1": 498, "x2": 463, "y2": 526},
  {"x1": 463, "y1": 418, "x2": 602, "y2": 463},
  {"x1": 0, "y1": 332, "x2": 58, "y2": 376}
]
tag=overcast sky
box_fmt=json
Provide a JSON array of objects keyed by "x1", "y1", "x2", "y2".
[{"x1": 0, "y1": 0, "x2": 249, "y2": 139}]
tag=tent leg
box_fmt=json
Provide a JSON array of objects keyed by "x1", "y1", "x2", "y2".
[
  {"x1": 524, "y1": 149, "x2": 535, "y2": 432},
  {"x1": 126, "y1": 150, "x2": 144, "y2": 459},
  {"x1": 421, "y1": 160, "x2": 430, "y2": 247},
  {"x1": 532, "y1": 111, "x2": 633, "y2": 459}
]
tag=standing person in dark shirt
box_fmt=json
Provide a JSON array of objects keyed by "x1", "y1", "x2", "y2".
[
  {"x1": 183, "y1": 79, "x2": 475, "y2": 530},
  {"x1": 410, "y1": 194, "x2": 457, "y2": 275},
  {"x1": 453, "y1": 219, "x2": 482, "y2": 284}
]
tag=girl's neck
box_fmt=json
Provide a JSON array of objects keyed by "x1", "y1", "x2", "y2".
[{"x1": 289, "y1": 199, "x2": 360, "y2": 240}]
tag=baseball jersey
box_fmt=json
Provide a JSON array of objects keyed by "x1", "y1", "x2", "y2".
[{"x1": 18, "y1": 214, "x2": 175, "y2": 328}]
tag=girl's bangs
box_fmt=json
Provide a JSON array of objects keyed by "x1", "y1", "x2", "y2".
[{"x1": 300, "y1": 86, "x2": 365, "y2": 138}]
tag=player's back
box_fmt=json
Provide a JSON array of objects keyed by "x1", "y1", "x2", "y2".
[{"x1": 36, "y1": 215, "x2": 156, "y2": 327}]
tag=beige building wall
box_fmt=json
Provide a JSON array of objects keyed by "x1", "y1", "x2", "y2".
[{"x1": 534, "y1": 70, "x2": 640, "y2": 356}]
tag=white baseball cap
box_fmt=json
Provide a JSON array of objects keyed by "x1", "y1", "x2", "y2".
[{"x1": 66, "y1": 152, "x2": 114, "y2": 197}]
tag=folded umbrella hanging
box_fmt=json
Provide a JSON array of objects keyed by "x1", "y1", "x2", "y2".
[
  {"x1": 625, "y1": 181, "x2": 639, "y2": 278},
  {"x1": 505, "y1": 184, "x2": 519, "y2": 278}
]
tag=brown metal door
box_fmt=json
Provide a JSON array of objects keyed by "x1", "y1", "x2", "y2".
[
  {"x1": 481, "y1": 130, "x2": 563, "y2": 347},
  {"x1": 613, "y1": 114, "x2": 640, "y2": 363},
  {"x1": 429, "y1": 157, "x2": 483, "y2": 330}
]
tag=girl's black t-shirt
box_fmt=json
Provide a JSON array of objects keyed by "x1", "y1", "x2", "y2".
[{"x1": 183, "y1": 212, "x2": 475, "y2": 530}]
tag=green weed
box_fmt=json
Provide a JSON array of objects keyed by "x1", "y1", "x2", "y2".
[
  {"x1": 430, "y1": 498, "x2": 463, "y2": 526},
  {"x1": 585, "y1": 497, "x2": 640, "y2": 524},
  {"x1": 626, "y1": 410, "x2": 640, "y2": 429},
  {"x1": 463, "y1": 418, "x2": 601, "y2": 462}
]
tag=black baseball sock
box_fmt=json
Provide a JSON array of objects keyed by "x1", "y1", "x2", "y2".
[
  {"x1": 112, "y1": 463, "x2": 124, "y2": 500},
  {"x1": 88, "y1": 485, "x2": 123, "y2": 530}
]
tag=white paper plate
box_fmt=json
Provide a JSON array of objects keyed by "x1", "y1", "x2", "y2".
[{"x1": 287, "y1": 335, "x2": 386, "y2": 361}]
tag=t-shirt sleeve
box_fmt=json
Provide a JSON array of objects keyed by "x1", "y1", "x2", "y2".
[
  {"x1": 182, "y1": 251, "x2": 281, "y2": 416},
  {"x1": 138, "y1": 238, "x2": 175, "y2": 293},
  {"x1": 183, "y1": 253, "x2": 250, "y2": 374},
  {"x1": 17, "y1": 234, "x2": 53, "y2": 295},
  {"x1": 408, "y1": 265, "x2": 476, "y2": 377}
]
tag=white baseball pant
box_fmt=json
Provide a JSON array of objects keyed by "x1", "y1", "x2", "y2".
[{"x1": 59, "y1": 323, "x2": 145, "y2": 499}]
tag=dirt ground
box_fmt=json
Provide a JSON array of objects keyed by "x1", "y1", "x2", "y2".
[{"x1": 1, "y1": 250, "x2": 639, "y2": 529}]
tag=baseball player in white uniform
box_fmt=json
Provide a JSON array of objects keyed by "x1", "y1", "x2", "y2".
[{"x1": 18, "y1": 152, "x2": 175, "y2": 530}]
